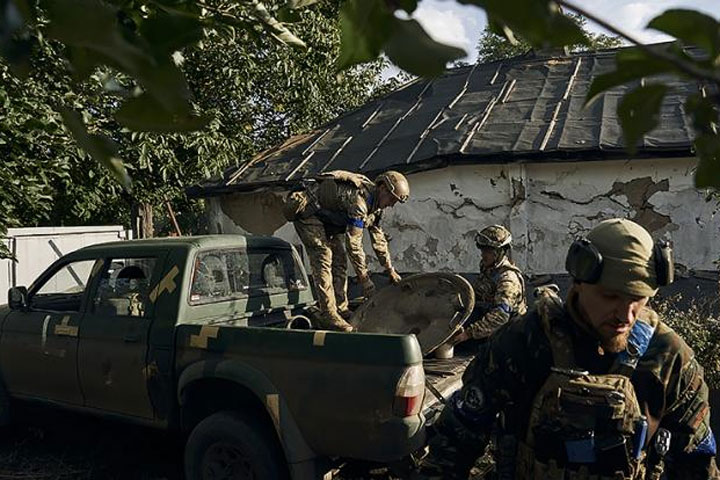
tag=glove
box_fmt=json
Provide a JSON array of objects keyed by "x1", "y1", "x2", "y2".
[
  {"x1": 388, "y1": 268, "x2": 402, "y2": 284},
  {"x1": 360, "y1": 275, "x2": 376, "y2": 298},
  {"x1": 449, "y1": 328, "x2": 470, "y2": 346}
]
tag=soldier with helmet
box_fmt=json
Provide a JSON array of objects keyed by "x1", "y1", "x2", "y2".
[
  {"x1": 452, "y1": 224, "x2": 526, "y2": 345},
  {"x1": 417, "y1": 218, "x2": 719, "y2": 480},
  {"x1": 283, "y1": 169, "x2": 409, "y2": 332}
]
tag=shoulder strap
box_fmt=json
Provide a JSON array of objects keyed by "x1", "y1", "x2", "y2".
[{"x1": 534, "y1": 289, "x2": 575, "y2": 368}]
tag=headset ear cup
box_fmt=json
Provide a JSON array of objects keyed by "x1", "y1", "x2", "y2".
[
  {"x1": 654, "y1": 241, "x2": 674, "y2": 286},
  {"x1": 566, "y1": 238, "x2": 603, "y2": 283}
]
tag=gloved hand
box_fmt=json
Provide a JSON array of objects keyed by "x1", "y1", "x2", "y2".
[
  {"x1": 388, "y1": 268, "x2": 402, "y2": 284},
  {"x1": 359, "y1": 275, "x2": 376, "y2": 298},
  {"x1": 449, "y1": 328, "x2": 470, "y2": 346}
]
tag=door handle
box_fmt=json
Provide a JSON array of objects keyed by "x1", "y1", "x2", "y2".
[{"x1": 123, "y1": 333, "x2": 140, "y2": 343}]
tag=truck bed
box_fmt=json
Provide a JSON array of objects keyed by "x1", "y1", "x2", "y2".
[{"x1": 423, "y1": 351, "x2": 474, "y2": 414}]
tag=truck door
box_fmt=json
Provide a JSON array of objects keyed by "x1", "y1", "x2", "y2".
[
  {"x1": 78, "y1": 255, "x2": 162, "y2": 418},
  {"x1": 0, "y1": 258, "x2": 99, "y2": 404}
]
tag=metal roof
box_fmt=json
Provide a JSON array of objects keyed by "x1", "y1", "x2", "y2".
[{"x1": 190, "y1": 44, "x2": 709, "y2": 197}]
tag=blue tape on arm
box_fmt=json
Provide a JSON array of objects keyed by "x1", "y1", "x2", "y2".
[
  {"x1": 348, "y1": 217, "x2": 364, "y2": 228},
  {"x1": 495, "y1": 303, "x2": 512, "y2": 315},
  {"x1": 692, "y1": 430, "x2": 717, "y2": 456}
]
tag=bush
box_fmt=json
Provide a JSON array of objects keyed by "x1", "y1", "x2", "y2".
[{"x1": 653, "y1": 294, "x2": 720, "y2": 390}]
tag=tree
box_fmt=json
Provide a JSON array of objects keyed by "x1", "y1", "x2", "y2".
[
  {"x1": 476, "y1": 13, "x2": 622, "y2": 63},
  {"x1": 0, "y1": 0, "x2": 386, "y2": 248}
]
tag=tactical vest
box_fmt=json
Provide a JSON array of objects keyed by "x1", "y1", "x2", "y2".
[
  {"x1": 516, "y1": 298, "x2": 656, "y2": 480},
  {"x1": 494, "y1": 262, "x2": 527, "y2": 317}
]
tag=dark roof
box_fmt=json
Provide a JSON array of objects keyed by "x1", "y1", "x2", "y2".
[{"x1": 190, "y1": 44, "x2": 709, "y2": 197}]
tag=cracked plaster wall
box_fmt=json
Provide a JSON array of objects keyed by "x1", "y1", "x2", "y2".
[{"x1": 208, "y1": 157, "x2": 720, "y2": 276}]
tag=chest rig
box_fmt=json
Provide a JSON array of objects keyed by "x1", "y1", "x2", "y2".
[{"x1": 517, "y1": 300, "x2": 656, "y2": 480}]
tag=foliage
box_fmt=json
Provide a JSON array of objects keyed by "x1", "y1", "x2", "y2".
[
  {"x1": 0, "y1": 1, "x2": 385, "y2": 252},
  {"x1": 476, "y1": 13, "x2": 622, "y2": 63},
  {"x1": 654, "y1": 294, "x2": 720, "y2": 389}
]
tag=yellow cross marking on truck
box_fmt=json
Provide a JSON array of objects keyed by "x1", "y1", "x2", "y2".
[
  {"x1": 189, "y1": 326, "x2": 219, "y2": 349},
  {"x1": 149, "y1": 266, "x2": 180, "y2": 303},
  {"x1": 312, "y1": 331, "x2": 326, "y2": 347},
  {"x1": 53, "y1": 315, "x2": 78, "y2": 337},
  {"x1": 266, "y1": 394, "x2": 281, "y2": 432}
]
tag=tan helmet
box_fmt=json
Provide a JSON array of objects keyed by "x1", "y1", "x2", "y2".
[
  {"x1": 475, "y1": 225, "x2": 513, "y2": 249},
  {"x1": 376, "y1": 170, "x2": 410, "y2": 203}
]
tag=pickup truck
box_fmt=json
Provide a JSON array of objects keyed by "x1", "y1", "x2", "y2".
[{"x1": 0, "y1": 235, "x2": 471, "y2": 480}]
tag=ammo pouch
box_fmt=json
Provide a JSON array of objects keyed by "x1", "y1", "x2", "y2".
[
  {"x1": 282, "y1": 190, "x2": 310, "y2": 222},
  {"x1": 522, "y1": 371, "x2": 646, "y2": 479}
]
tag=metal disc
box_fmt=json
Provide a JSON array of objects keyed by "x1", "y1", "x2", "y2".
[{"x1": 349, "y1": 273, "x2": 475, "y2": 355}]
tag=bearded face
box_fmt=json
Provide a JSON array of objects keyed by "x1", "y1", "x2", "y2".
[{"x1": 575, "y1": 282, "x2": 649, "y2": 353}]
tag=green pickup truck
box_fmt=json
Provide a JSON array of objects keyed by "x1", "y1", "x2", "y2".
[{"x1": 0, "y1": 235, "x2": 470, "y2": 479}]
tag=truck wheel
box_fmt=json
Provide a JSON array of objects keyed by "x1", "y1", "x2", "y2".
[{"x1": 185, "y1": 411, "x2": 288, "y2": 480}]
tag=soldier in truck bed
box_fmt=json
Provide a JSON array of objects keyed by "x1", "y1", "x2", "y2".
[{"x1": 283, "y1": 170, "x2": 409, "y2": 332}]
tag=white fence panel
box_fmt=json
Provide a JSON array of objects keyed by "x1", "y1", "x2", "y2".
[{"x1": 0, "y1": 226, "x2": 130, "y2": 304}]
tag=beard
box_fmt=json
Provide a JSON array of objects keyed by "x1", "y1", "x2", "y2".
[{"x1": 599, "y1": 328, "x2": 631, "y2": 353}]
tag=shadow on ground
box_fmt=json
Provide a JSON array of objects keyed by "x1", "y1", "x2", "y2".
[{"x1": 0, "y1": 405, "x2": 184, "y2": 480}]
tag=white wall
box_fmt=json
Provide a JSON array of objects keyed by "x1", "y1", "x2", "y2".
[
  {"x1": 0, "y1": 226, "x2": 129, "y2": 302},
  {"x1": 209, "y1": 157, "x2": 719, "y2": 276}
]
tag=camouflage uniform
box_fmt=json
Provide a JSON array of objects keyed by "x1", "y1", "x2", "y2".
[
  {"x1": 291, "y1": 171, "x2": 396, "y2": 327},
  {"x1": 467, "y1": 256, "x2": 526, "y2": 339},
  {"x1": 422, "y1": 218, "x2": 720, "y2": 480}
]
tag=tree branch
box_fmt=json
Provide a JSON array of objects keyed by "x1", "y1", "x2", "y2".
[{"x1": 557, "y1": 0, "x2": 720, "y2": 84}]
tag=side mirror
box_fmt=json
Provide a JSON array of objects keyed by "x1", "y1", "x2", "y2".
[{"x1": 8, "y1": 287, "x2": 28, "y2": 310}]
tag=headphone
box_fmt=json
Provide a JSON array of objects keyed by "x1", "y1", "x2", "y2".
[{"x1": 565, "y1": 237, "x2": 674, "y2": 286}]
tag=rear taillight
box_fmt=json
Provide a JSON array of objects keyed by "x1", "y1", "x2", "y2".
[{"x1": 393, "y1": 365, "x2": 425, "y2": 417}]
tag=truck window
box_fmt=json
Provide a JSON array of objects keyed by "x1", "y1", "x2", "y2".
[
  {"x1": 92, "y1": 258, "x2": 157, "y2": 318},
  {"x1": 31, "y1": 259, "x2": 97, "y2": 312},
  {"x1": 189, "y1": 248, "x2": 306, "y2": 305}
]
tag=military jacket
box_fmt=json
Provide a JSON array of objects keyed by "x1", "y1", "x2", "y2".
[
  {"x1": 302, "y1": 170, "x2": 393, "y2": 279},
  {"x1": 467, "y1": 257, "x2": 527, "y2": 339},
  {"x1": 437, "y1": 288, "x2": 719, "y2": 479}
]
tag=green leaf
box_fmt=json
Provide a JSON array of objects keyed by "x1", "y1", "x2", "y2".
[
  {"x1": 250, "y1": 0, "x2": 306, "y2": 49},
  {"x1": 686, "y1": 94, "x2": 719, "y2": 134},
  {"x1": 694, "y1": 133, "x2": 720, "y2": 189},
  {"x1": 394, "y1": 0, "x2": 418, "y2": 14},
  {"x1": 648, "y1": 9, "x2": 720, "y2": 63},
  {"x1": 617, "y1": 84, "x2": 669, "y2": 155},
  {"x1": 585, "y1": 46, "x2": 684, "y2": 105},
  {"x1": 460, "y1": 0, "x2": 588, "y2": 49},
  {"x1": 139, "y1": 12, "x2": 205, "y2": 56},
  {"x1": 59, "y1": 107, "x2": 132, "y2": 191},
  {"x1": 337, "y1": 0, "x2": 393, "y2": 70},
  {"x1": 385, "y1": 18, "x2": 466, "y2": 77},
  {"x1": 276, "y1": 6, "x2": 302, "y2": 23},
  {"x1": 115, "y1": 94, "x2": 209, "y2": 132},
  {"x1": 44, "y1": 0, "x2": 192, "y2": 114},
  {"x1": 287, "y1": 0, "x2": 318, "y2": 8}
]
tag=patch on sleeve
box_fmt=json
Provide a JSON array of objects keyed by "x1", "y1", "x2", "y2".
[{"x1": 692, "y1": 429, "x2": 717, "y2": 456}]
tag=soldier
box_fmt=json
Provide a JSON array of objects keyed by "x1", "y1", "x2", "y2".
[
  {"x1": 418, "y1": 218, "x2": 719, "y2": 480},
  {"x1": 284, "y1": 170, "x2": 409, "y2": 332},
  {"x1": 452, "y1": 225, "x2": 526, "y2": 345}
]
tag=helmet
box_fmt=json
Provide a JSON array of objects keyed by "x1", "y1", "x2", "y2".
[
  {"x1": 475, "y1": 225, "x2": 512, "y2": 249},
  {"x1": 376, "y1": 171, "x2": 410, "y2": 203}
]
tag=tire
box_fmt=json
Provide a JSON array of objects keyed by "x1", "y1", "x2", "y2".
[{"x1": 184, "y1": 411, "x2": 288, "y2": 480}]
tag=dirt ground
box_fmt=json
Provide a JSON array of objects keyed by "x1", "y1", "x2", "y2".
[{"x1": 0, "y1": 406, "x2": 489, "y2": 480}]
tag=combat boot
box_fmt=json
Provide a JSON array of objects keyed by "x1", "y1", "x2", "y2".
[{"x1": 319, "y1": 311, "x2": 354, "y2": 332}]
